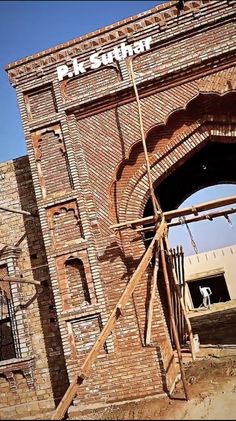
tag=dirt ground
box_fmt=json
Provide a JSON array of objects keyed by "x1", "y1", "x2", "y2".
[
  {"x1": 74, "y1": 346, "x2": 236, "y2": 420},
  {"x1": 73, "y1": 302, "x2": 236, "y2": 420}
]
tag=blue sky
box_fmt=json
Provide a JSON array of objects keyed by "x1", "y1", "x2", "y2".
[
  {"x1": 0, "y1": 1, "x2": 235, "y2": 254},
  {"x1": 0, "y1": 1, "x2": 159, "y2": 162},
  {"x1": 169, "y1": 185, "x2": 236, "y2": 256}
]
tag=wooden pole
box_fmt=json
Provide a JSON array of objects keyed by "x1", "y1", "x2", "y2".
[
  {"x1": 0, "y1": 276, "x2": 40, "y2": 286},
  {"x1": 0, "y1": 205, "x2": 33, "y2": 216},
  {"x1": 168, "y1": 207, "x2": 236, "y2": 227},
  {"x1": 160, "y1": 196, "x2": 236, "y2": 220},
  {"x1": 160, "y1": 237, "x2": 189, "y2": 401},
  {"x1": 51, "y1": 383, "x2": 79, "y2": 421},
  {"x1": 128, "y1": 59, "x2": 161, "y2": 219},
  {"x1": 110, "y1": 195, "x2": 236, "y2": 230},
  {"x1": 136, "y1": 206, "x2": 236, "y2": 233},
  {"x1": 145, "y1": 248, "x2": 159, "y2": 346},
  {"x1": 51, "y1": 219, "x2": 166, "y2": 420},
  {"x1": 163, "y1": 235, "x2": 195, "y2": 361},
  {"x1": 111, "y1": 214, "x2": 159, "y2": 230}
]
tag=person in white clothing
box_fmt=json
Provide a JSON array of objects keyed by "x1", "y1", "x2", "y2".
[{"x1": 199, "y1": 286, "x2": 212, "y2": 309}]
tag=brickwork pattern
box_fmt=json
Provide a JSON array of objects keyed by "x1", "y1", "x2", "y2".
[
  {"x1": 62, "y1": 65, "x2": 121, "y2": 102},
  {"x1": 25, "y1": 85, "x2": 57, "y2": 121},
  {"x1": 31, "y1": 123, "x2": 72, "y2": 198},
  {"x1": 49, "y1": 202, "x2": 84, "y2": 247},
  {"x1": 0, "y1": 158, "x2": 68, "y2": 419},
  {"x1": 4, "y1": 0, "x2": 236, "y2": 415}
]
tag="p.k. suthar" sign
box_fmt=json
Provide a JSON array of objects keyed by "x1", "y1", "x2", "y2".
[{"x1": 56, "y1": 36, "x2": 152, "y2": 81}]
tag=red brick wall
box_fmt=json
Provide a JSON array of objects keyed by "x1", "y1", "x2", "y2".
[
  {"x1": 25, "y1": 85, "x2": 57, "y2": 121},
  {"x1": 5, "y1": 0, "x2": 236, "y2": 415},
  {"x1": 63, "y1": 66, "x2": 120, "y2": 101}
]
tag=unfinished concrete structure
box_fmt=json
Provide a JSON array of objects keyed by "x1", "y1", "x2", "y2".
[
  {"x1": 185, "y1": 245, "x2": 236, "y2": 309},
  {"x1": 1, "y1": 0, "x2": 236, "y2": 418}
]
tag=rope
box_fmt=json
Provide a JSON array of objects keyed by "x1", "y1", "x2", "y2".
[{"x1": 180, "y1": 216, "x2": 199, "y2": 254}]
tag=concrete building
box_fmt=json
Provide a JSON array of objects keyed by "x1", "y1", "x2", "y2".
[
  {"x1": 185, "y1": 245, "x2": 236, "y2": 310},
  {"x1": 1, "y1": 0, "x2": 236, "y2": 418}
]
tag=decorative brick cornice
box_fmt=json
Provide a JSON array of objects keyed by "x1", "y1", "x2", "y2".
[
  {"x1": 0, "y1": 357, "x2": 35, "y2": 392},
  {"x1": 0, "y1": 246, "x2": 21, "y2": 260},
  {"x1": 6, "y1": 0, "x2": 235, "y2": 86},
  {"x1": 4, "y1": 1, "x2": 186, "y2": 69}
]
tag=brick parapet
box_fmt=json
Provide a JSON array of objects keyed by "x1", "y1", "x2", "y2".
[{"x1": 6, "y1": 1, "x2": 236, "y2": 88}]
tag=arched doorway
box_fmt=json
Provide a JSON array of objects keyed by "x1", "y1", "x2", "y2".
[
  {"x1": 113, "y1": 92, "x2": 236, "y2": 226},
  {"x1": 113, "y1": 92, "x2": 236, "y2": 347},
  {"x1": 143, "y1": 140, "x2": 236, "y2": 252},
  {"x1": 144, "y1": 176, "x2": 236, "y2": 347},
  {"x1": 145, "y1": 142, "x2": 236, "y2": 213}
]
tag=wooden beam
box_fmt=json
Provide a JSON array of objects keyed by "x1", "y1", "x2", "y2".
[
  {"x1": 51, "y1": 219, "x2": 166, "y2": 420},
  {"x1": 164, "y1": 196, "x2": 236, "y2": 220},
  {"x1": 111, "y1": 214, "x2": 159, "y2": 230},
  {"x1": 136, "y1": 207, "x2": 236, "y2": 233},
  {"x1": 145, "y1": 248, "x2": 159, "y2": 346},
  {"x1": 0, "y1": 205, "x2": 33, "y2": 216},
  {"x1": 51, "y1": 383, "x2": 79, "y2": 421},
  {"x1": 160, "y1": 237, "x2": 189, "y2": 401},
  {"x1": 110, "y1": 195, "x2": 236, "y2": 230},
  {"x1": 0, "y1": 276, "x2": 41, "y2": 286}
]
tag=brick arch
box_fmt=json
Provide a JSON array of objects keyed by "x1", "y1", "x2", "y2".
[
  {"x1": 119, "y1": 120, "x2": 209, "y2": 222},
  {"x1": 110, "y1": 65, "x2": 236, "y2": 191},
  {"x1": 109, "y1": 63, "x2": 236, "y2": 221},
  {"x1": 156, "y1": 133, "x2": 236, "y2": 213},
  {"x1": 112, "y1": 93, "x2": 236, "y2": 224}
]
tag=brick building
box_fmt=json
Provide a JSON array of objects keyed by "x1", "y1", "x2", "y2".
[{"x1": 1, "y1": 0, "x2": 236, "y2": 418}]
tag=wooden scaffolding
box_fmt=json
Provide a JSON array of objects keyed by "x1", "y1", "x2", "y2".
[{"x1": 48, "y1": 61, "x2": 236, "y2": 420}]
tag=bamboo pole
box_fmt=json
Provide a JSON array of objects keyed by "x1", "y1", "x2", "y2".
[
  {"x1": 22, "y1": 264, "x2": 49, "y2": 273},
  {"x1": 160, "y1": 237, "x2": 189, "y2": 401},
  {"x1": 0, "y1": 205, "x2": 33, "y2": 216},
  {"x1": 136, "y1": 207, "x2": 236, "y2": 233},
  {"x1": 0, "y1": 276, "x2": 40, "y2": 286},
  {"x1": 167, "y1": 207, "x2": 236, "y2": 228},
  {"x1": 110, "y1": 195, "x2": 236, "y2": 230},
  {"x1": 111, "y1": 214, "x2": 159, "y2": 230},
  {"x1": 164, "y1": 235, "x2": 195, "y2": 361},
  {"x1": 128, "y1": 59, "x2": 161, "y2": 219},
  {"x1": 160, "y1": 196, "x2": 236, "y2": 220},
  {"x1": 145, "y1": 248, "x2": 159, "y2": 346}
]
